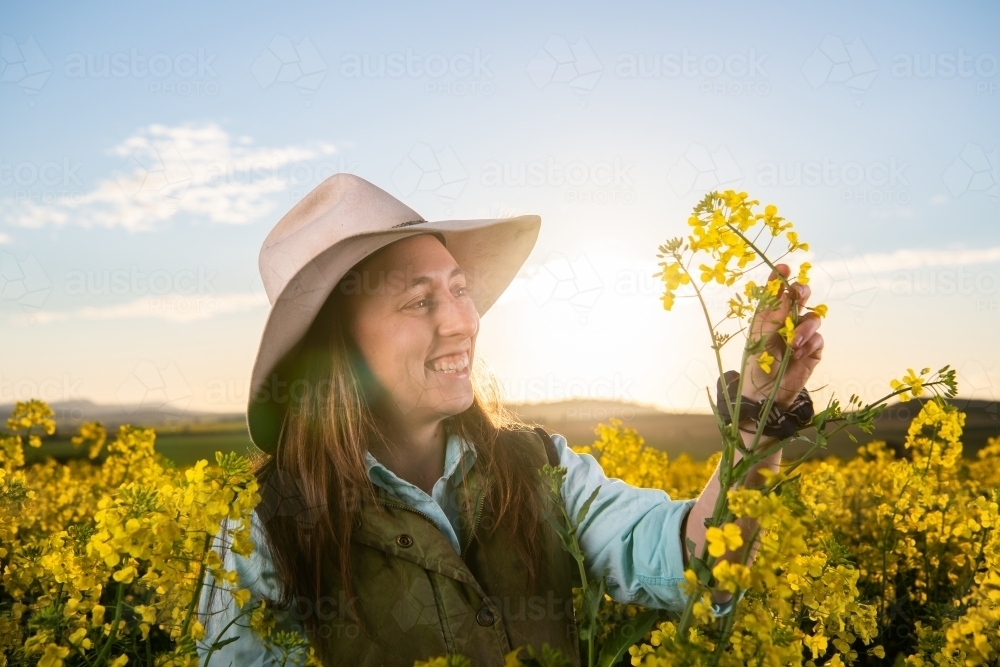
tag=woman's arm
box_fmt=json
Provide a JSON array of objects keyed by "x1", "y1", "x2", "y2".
[
  {"x1": 684, "y1": 268, "x2": 824, "y2": 603},
  {"x1": 197, "y1": 512, "x2": 310, "y2": 667},
  {"x1": 551, "y1": 432, "x2": 726, "y2": 614},
  {"x1": 680, "y1": 426, "x2": 780, "y2": 604}
]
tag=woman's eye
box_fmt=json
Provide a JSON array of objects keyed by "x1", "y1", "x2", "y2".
[{"x1": 408, "y1": 298, "x2": 431, "y2": 309}]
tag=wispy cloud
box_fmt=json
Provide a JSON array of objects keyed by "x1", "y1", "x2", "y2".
[
  {"x1": 16, "y1": 292, "x2": 266, "y2": 324},
  {"x1": 501, "y1": 245, "x2": 1000, "y2": 309},
  {"x1": 812, "y1": 246, "x2": 1000, "y2": 275},
  {"x1": 2, "y1": 123, "x2": 340, "y2": 231}
]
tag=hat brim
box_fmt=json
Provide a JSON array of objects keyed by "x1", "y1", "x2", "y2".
[{"x1": 246, "y1": 214, "x2": 540, "y2": 452}]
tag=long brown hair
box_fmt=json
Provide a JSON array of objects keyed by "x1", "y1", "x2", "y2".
[{"x1": 251, "y1": 263, "x2": 549, "y2": 647}]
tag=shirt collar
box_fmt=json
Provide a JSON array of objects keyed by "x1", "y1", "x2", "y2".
[{"x1": 364, "y1": 432, "x2": 478, "y2": 494}]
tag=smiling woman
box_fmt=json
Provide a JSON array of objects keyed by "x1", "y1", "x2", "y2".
[
  {"x1": 195, "y1": 174, "x2": 820, "y2": 667},
  {"x1": 346, "y1": 236, "x2": 480, "y2": 471}
]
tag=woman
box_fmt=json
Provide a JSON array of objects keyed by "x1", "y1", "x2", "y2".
[{"x1": 197, "y1": 174, "x2": 823, "y2": 666}]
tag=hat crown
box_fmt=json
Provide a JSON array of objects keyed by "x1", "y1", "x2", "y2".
[{"x1": 258, "y1": 173, "x2": 424, "y2": 304}]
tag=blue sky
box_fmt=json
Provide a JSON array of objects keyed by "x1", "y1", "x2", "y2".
[{"x1": 2, "y1": 0, "x2": 999, "y2": 419}]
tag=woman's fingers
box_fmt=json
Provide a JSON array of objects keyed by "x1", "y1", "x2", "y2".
[
  {"x1": 794, "y1": 332, "x2": 824, "y2": 362},
  {"x1": 789, "y1": 282, "x2": 811, "y2": 309},
  {"x1": 753, "y1": 264, "x2": 791, "y2": 338},
  {"x1": 790, "y1": 312, "x2": 822, "y2": 352}
]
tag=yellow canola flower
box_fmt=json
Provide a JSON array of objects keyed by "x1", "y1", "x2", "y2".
[
  {"x1": 890, "y1": 368, "x2": 926, "y2": 402},
  {"x1": 112, "y1": 566, "x2": 136, "y2": 584},
  {"x1": 757, "y1": 350, "x2": 775, "y2": 374},
  {"x1": 712, "y1": 560, "x2": 751, "y2": 593},
  {"x1": 699, "y1": 262, "x2": 727, "y2": 285},
  {"x1": 38, "y1": 644, "x2": 70, "y2": 667},
  {"x1": 811, "y1": 303, "x2": 828, "y2": 318},
  {"x1": 659, "y1": 261, "x2": 690, "y2": 311},
  {"x1": 232, "y1": 588, "x2": 253, "y2": 609},
  {"x1": 796, "y1": 261, "x2": 811, "y2": 285},
  {"x1": 778, "y1": 316, "x2": 796, "y2": 346},
  {"x1": 705, "y1": 523, "x2": 744, "y2": 558},
  {"x1": 787, "y1": 231, "x2": 810, "y2": 252}
]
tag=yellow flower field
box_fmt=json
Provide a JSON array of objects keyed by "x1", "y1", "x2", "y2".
[
  {"x1": 1, "y1": 398, "x2": 998, "y2": 666},
  {"x1": 3, "y1": 192, "x2": 997, "y2": 667}
]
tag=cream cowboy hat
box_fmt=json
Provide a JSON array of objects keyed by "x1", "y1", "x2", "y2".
[{"x1": 247, "y1": 173, "x2": 540, "y2": 452}]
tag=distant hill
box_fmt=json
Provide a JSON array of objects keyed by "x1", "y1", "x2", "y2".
[
  {"x1": 0, "y1": 399, "x2": 246, "y2": 438},
  {"x1": 2, "y1": 397, "x2": 996, "y2": 461},
  {"x1": 510, "y1": 397, "x2": 999, "y2": 461}
]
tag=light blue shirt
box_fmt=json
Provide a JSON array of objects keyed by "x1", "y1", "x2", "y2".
[{"x1": 197, "y1": 432, "x2": 725, "y2": 666}]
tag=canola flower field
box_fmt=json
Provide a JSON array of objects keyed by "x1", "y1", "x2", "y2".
[
  {"x1": 3, "y1": 192, "x2": 999, "y2": 667},
  {"x1": 1, "y1": 398, "x2": 998, "y2": 666}
]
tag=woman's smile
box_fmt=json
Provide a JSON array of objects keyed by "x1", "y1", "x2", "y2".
[{"x1": 427, "y1": 350, "x2": 470, "y2": 375}]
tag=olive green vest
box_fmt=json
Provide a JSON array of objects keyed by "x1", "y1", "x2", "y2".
[{"x1": 304, "y1": 428, "x2": 582, "y2": 666}]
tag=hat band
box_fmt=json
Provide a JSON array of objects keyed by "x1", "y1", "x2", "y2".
[{"x1": 391, "y1": 219, "x2": 428, "y2": 228}]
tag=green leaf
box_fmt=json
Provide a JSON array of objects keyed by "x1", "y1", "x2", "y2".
[
  {"x1": 542, "y1": 510, "x2": 572, "y2": 546},
  {"x1": 689, "y1": 555, "x2": 713, "y2": 585},
  {"x1": 581, "y1": 577, "x2": 606, "y2": 621},
  {"x1": 596, "y1": 609, "x2": 661, "y2": 667},
  {"x1": 209, "y1": 636, "x2": 240, "y2": 650},
  {"x1": 576, "y1": 486, "x2": 602, "y2": 527},
  {"x1": 684, "y1": 536, "x2": 699, "y2": 565}
]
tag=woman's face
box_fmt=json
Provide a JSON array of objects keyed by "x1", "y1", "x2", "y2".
[{"x1": 346, "y1": 234, "x2": 479, "y2": 423}]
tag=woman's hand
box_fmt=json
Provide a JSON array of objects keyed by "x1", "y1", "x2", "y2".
[{"x1": 741, "y1": 264, "x2": 824, "y2": 410}]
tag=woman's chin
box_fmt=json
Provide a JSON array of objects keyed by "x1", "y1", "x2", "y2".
[{"x1": 434, "y1": 390, "x2": 475, "y2": 419}]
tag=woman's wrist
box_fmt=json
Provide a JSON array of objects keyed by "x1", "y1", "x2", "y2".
[{"x1": 718, "y1": 371, "x2": 815, "y2": 441}]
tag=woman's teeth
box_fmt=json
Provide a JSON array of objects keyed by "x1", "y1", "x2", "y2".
[{"x1": 431, "y1": 354, "x2": 469, "y2": 373}]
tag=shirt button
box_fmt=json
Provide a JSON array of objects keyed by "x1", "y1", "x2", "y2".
[
  {"x1": 475, "y1": 606, "x2": 495, "y2": 627},
  {"x1": 396, "y1": 534, "x2": 413, "y2": 548}
]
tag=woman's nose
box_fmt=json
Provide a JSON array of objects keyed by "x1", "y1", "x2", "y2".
[{"x1": 436, "y1": 293, "x2": 479, "y2": 338}]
